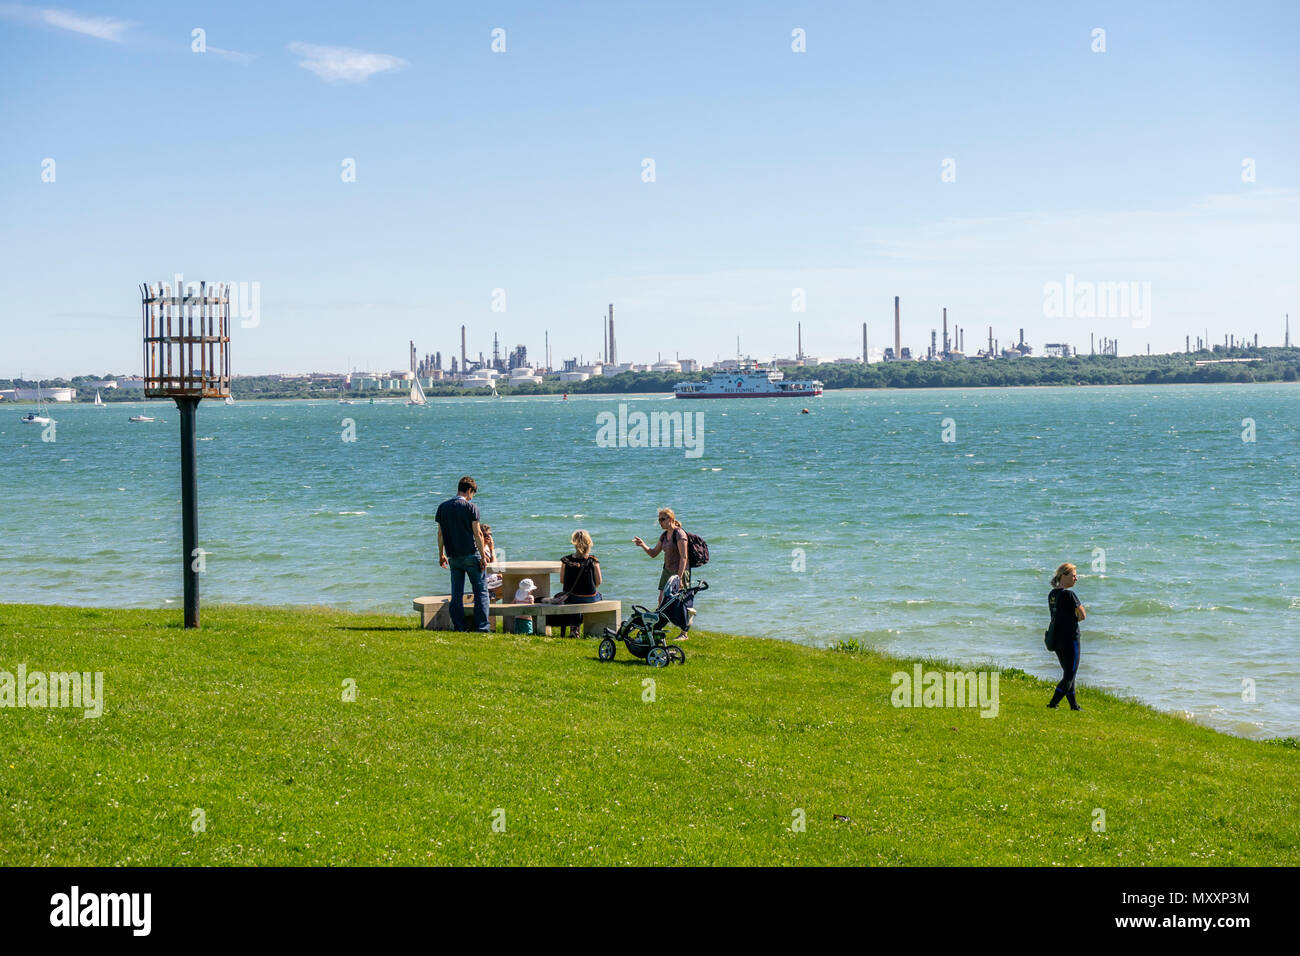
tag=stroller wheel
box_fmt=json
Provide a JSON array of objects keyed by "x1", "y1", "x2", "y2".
[
  {"x1": 598, "y1": 637, "x2": 616, "y2": 662},
  {"x1": 667, "y1": 645, "x2": 686, "y2": 664},
  {"x1": 646, "y1": 646, "x2": 669, "y2": 668}
]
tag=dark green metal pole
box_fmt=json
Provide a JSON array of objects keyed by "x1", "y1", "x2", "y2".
[{"x1": 177, "y1": 396, "x2": 200, "y2": 628}]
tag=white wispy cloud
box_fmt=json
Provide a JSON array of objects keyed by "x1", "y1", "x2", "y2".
[
  {"x1": 41, "y1": 7, "x2": 126, "y2": 40},
  {"x1": 208, "y1": 46, "x2": 251, "y2": 65},
  {"x1": 288, "y1": 41, "x2": 407, "y2": 83},
  {"x1": 0, "y1": 3, "x2": 129, "y2": 41},
  {"x1": 41, "y1": 8, "x2": 123, "y2": 39}
]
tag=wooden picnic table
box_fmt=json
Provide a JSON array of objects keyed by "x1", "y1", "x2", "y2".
[{"x1": 412, "y1": 595, "x2": 620, "y2": 635}]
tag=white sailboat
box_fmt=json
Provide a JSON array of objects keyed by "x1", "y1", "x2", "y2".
[
  {"x1": 407, "y1": 376, "x2": 429, "y2": 406},
  {"x1": 94, "y1": 390, "x2": 104, "y2": 407},
  {"x1": 224, "y1": 395, "x2": 235, "y2": 406},
  {"x1": 19, "y1": 381, "x2": 55, "y2": 425},
  {"x1": 405, "y1": 341, "x2": 429, "y2": 406}
]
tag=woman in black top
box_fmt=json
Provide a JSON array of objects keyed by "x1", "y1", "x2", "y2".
[
  {"x1": 552, "y1": 529, "x2": 602, "y2": 637},
  {"x1": 1047, "y1": 562, "x2": 1086, "y2": 710}
]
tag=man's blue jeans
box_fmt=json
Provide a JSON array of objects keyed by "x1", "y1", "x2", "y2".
[{"x1": 449, "y1": 554, "x2": 490, "y2": 632}]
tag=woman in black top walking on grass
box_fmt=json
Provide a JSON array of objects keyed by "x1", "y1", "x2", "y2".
[{"x1": 1047, "y1": 562, "x2": 1086, "y2": 710}]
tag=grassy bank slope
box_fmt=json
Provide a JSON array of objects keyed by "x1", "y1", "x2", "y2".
[{"x1": 0, "y1": 604, "x2": 1295, "y2": 866}]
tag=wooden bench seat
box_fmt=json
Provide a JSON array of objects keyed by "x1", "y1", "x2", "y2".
[{"x1": 412, "y1": 596, "x2": 621, "y2": 635}]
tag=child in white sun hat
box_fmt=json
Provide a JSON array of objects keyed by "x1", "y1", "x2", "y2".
[{"x1": 512, "y1": 578, "x2": 537, "y2": 634}]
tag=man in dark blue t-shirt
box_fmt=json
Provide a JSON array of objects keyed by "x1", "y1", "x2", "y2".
[{"x1": 435, "y1": 476, "x2": 489, "y2": 632}]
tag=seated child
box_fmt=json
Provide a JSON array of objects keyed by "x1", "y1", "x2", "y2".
[
  {"x1": 481, "y1": 525, "x2": 503, "y2": 600},
  {"x1": 512, "y1": 578, "x2": 536, "y2": 634}
]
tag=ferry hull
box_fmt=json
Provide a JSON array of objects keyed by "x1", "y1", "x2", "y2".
[{"x1": 675, "y1": 388, "x2": 823, "y2": 398}]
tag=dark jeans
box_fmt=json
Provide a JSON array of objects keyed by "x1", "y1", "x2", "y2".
[
  {"x1": 1051, "y1": 638, "x2": 1080, "y2": 707},
  {"x1": 448, "y1": 554, "x2": 489, "y2": 632}
]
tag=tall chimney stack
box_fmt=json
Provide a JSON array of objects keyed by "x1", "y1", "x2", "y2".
[
  {"x1": 798, "y1": 321, "x2": 803, "y2": 362},
  {"x1": 608, "y1": 304, "x2": 616, "y2": 365},
  {"x1": 894, "y1": 296, "x2": 901, "y2": 361},
  {"x1": 862, "y1": 322, "x2": 868, "y2": 363},
  {"x1": 988, "y1": 326, "x2": 994, "y2": 355},
  {"x1": 942, "y1": 308, "x2": 949, "y2": 355},
  {"x1": 461, "y1": 325, "x2": 467, "y2": 371}
]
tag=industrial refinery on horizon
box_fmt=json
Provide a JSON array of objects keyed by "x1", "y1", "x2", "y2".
[
  {"x1": 344, "y1": 297, "x2": 1291, "y2": 393},
  {"x1": 4, "y1": 299, "x2": 1290, "y2": 402}
]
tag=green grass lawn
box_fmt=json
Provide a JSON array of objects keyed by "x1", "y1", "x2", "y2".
[{"x1": 1, "y1": 603, "x2": 1296, "y2": 866}]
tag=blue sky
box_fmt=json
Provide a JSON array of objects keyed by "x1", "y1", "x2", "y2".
[{"x1": 1, "y1": 0, "x2": 1297, "y2": 375}]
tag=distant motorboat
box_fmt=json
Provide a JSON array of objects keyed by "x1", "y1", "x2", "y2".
[
  {"x1": 338, "y1": 398, "x2": 354, "y2": 405},
  {"x1": 128, "y1": 415, "x2": 155, "y2": 423}
]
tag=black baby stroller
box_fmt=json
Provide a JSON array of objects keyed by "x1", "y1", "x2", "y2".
[{"x1": 598, "y1": 576, "x2": 708, "y2": 666}]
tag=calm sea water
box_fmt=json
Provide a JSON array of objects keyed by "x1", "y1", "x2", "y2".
[{"x1": 3, "y1": 384, "x2": 1297, "y2": 739}]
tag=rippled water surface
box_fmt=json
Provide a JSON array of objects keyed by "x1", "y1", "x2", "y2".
[{"x1": 4, "y1": 384, "x2": 1297, "y2": 739}]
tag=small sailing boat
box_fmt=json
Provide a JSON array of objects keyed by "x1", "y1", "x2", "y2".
[
  {"x1": 407, "y1": 376, "x2": 429, "y2": 406},
  {"x1": 20, "y1": 381, "x2": 55, "y2": 425},
  {"x1": 224, "y1": 395, "x2": 235, "y2": 406},
  {"x1": 94, "y1": 390, "x2": 104, "y2": 407}
]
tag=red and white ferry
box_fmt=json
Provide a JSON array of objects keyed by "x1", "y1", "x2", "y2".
[{"x1": 674, "y1": 363, "x2": 823, "y2": 399}]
